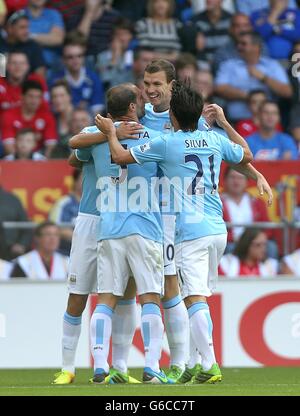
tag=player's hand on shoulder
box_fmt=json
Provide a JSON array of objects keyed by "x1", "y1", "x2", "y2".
[
  {"x1": 205, "y1": 104, "x2": 227, "y2": 128},
  {"x1": 95, "y1": 114, "x2": 115, "y2": 135},
  {"x1": 116, "y1": 122, "x2": 144, "y2": 140}
]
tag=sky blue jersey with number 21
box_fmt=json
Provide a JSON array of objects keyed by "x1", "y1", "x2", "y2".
[{"x1": 130, "y1": 129, "x2": 244, "y2": 244}]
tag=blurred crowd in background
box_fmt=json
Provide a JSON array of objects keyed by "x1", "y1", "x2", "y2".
[{"x1": 1, "y1": 0, "x2": 300, "y2": 279}]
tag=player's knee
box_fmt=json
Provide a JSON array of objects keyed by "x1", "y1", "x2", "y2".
[
  {"x1": 139, "y1": 292, "x2": 160, "y2": 306},
  {"x1": 184, "y1": 295, "x2": 207, "y2": 309},
  {"x1": 67, "y1": 293, "x2": 88, "y2": 316}
]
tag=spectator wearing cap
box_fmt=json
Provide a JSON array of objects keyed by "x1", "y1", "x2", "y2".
[
  {"x1": 10, "y1": 221, "x2": 69, "y2": 279},
  {"x1": 0, "y1": 51, "x2": 49, "y2": 117},
  {"x1": 49, "y1": 34, "x2": 105, "y2": 116},
  {"x1": 247, "y1": 101, "x2": 298, "y2": 160},
  {"x1": 48, "y1": 169, "x2": 82, "y2": 255},
  {"x1": 1, "y1": 79, "x2": 57, "y2": 158},
  {"x1": 215, "y1": 31, "x2": 292, "y2": 122},
  {"x1": 4, "y1": 128, "x2": 46, "y2": 160},
  {"x1": 0, "y1": 9, "x2": 46, "y2": 75},
  {"x1": 25, "y1": 0, "x2": 65, "y2": 68},
  {"x1": 250, "y1": 0, "x2": 300, "y2": 60}
]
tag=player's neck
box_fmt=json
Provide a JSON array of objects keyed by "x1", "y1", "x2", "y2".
[
  {"x1": 153, "y1": 104, "x2": 169, "y2": 113},
  {"x1": 115, "y1": 115, "x2": 139, "y2": 123}
]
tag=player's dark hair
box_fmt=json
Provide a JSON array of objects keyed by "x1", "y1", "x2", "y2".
[
  {"x1": 234, "y1": 228, "x2": 264, "y2": 261},
  {"x1": 170, "y1": 80, "x2": 204, "y2": 131},
  {"x1": 22, "y1": 79, "x2": 43, "y2": 95},
  {"x1": 106, "y1": 84, "x2": 137, "y2": 118},
  {"x1": 145, "y1": 59, "x2": 175, "y2": 83},
  {"x1": 34, "y1": 221, "x2": 58, "y2": 237}
]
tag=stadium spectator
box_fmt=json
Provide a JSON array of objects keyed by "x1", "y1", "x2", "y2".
[
  {"x1": 1, "y1": 79, "x2": 57, "y2": 158},
  {"x1": 0, "y1": 9, "x2": 46, "y2": 75},
  {"x1": 50, "y1": 80, "x2": 74, "y2": 158},
  {"x1": 25, "y1": 0, "x2": 65, "y2": 68},
  {"x1": 0, "y1": 165, "x2": 32, "y2": 260},
  {"x1": 219, "y1": 228, "x2": 279, "y2": 277},
  {"x1": 49, "y1": 35, "x2": 105, "y2": 116},
  {"x1": 221, "y1": 166, "x2": 278, "y2": 258},
  {"x1": 175, "y1": 52, "x2": 198, "y2": 85},
  {"x1": 45, "y1": 0, "x2": 85, "y2": 32},
  {"x1": 214, "y1": 31, "x2": 292, "y2": 122},
  {"x1": 135, "y1": 0, "x2": 182, "y2": 61},
  {"x1": 128, "y1": 47, "x2": 156, "y2": 87},
  {"x1": 49, "y1": 108, "x2": 92, "y2": 159},
  {"x1": 76, "y1": 0, "x2": 120, "y2": 59},
  {"x1": 10, "y1": 221, "x2": 69, "y2": 279},
  {"x1": 236, "y1": 0, "x2": 296, "y2": 16},
  {"x1": 0, "y1": 51, "x2": 48, "y2": 116},
  {"x1": 191, "y1": 0, "x2": 235, "y2": 14},
  {"x1": 96, "y1": 18, "x2": 136, "y2": 90},
  {"x1": 4, "y1": 128, "x2": 46, "y2": 160},
  {"x1": 191, "y1": 0, "x2": 232, "y2": 65},
  {"x1": 288, "y1": 41, "x2": 300, "y2": 149},
  {"x1": 235, "y1": 89, "x2": 283, "y2": 138},
  {"x1": 194, "y1": 68, "x2": 214, "y2": 101},
  {"x1": 250, "y1": 0, "x2": 300, "y2": 60},
  {"x1": 49, "y1": 169, "x2": 81, "y2": 255},
  {"x1": 213, "y1": 13, "x2": 253, "y2": 71},
  {"x1": 281, "y1": 246, "x2": 300, "y2": 275},
  {"x1": 247, "y1": 101, "x2": 298, "y2": 160}
]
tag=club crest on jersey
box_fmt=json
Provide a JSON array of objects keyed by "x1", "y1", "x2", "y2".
[
  {"x1": 68, "y1": 274, "x2": 77, "y2": 284},
  {"x1": 139, "y1": 142, "x2": 151, "y2": 153}
]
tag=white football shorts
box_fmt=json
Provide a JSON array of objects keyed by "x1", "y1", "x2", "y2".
[
  {"x1": 175, "y1": 233, "x2": 227, "y2": 298},
  {"x1": 97, "y1": 234, "x2": 164, "y2": 297},
  {"x1": 162, "y1": 214, "x2": 176, "y2": 276},
  {"x1": 67, "y1": 213, "x2": 98, "y2": 294}
]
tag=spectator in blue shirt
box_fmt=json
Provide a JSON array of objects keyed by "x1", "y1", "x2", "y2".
[
  {"x1": 26, "y1": 0, "x2": 65, "y2": 68},
  {"x1": 214, "y1": 31, "x2": 292, "y2": 121},
  {"x1": 236, "y1": 0, "x2": 296, "y2": 16},
  {"x1": 250, "y1": 0, "x2": 300, "y2": 60},
  {"x1": 48, "y1": 35, "x2": 104, "y2": 116},
  {"x1": 247, "y1": 101, "x2": 299, "y2": 160},
  {"x1": 49, "y1": 168, "x2": 82, "y2": 255}
]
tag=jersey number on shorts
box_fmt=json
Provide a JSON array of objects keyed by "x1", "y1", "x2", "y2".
[
  {"x1": 111, "y1": 144, "x2": 128, "y2": 184},
  {"x1": 184, "y1": 154, "x2": 217, "y2": 195}
]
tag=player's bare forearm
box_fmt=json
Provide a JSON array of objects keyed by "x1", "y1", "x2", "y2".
[
  {"x1": 69, "y1": 132, "x2": 106, "y2": 149},
  {"x1": 68, "y1": 152, "x2": 83, "y2": 168},
  {"x1": 231, "y1": 163, "x2": 273, "y2": 206},
  {"x1": 221, "y1": 120, "x2": 253, "y2": 163},
  {"x1": 108, "y1": 129, "x2": 136, "y2": 165}
]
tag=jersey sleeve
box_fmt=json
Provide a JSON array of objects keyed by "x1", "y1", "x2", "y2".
[
  {"x1": 220, "y1": 135, "x2": 244, "y2": 164},
  {"x1": 75, "y1": 148, "x2": 92, "y2": 162},
  {"x1": 130, "y1": 136, "x2": 167, "y2": 164}
]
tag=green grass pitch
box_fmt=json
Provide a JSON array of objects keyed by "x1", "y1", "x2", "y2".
[{"x1": 0, "y1": 368, "x2": 299, "y2": 396}]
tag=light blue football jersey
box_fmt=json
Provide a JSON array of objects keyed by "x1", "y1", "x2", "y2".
[
  {"x1": 141, "y1": 102, "x2": 210, "y2": 133},
  {"x1": 74, "y1": 125, "x2": 99, "y2": 216},
  {"x1": 131, "y1": 129, "x2": 244, "y2": 243},
  {"x1": 78, "y1": 124, "x2": 163, "y2": 243}
]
